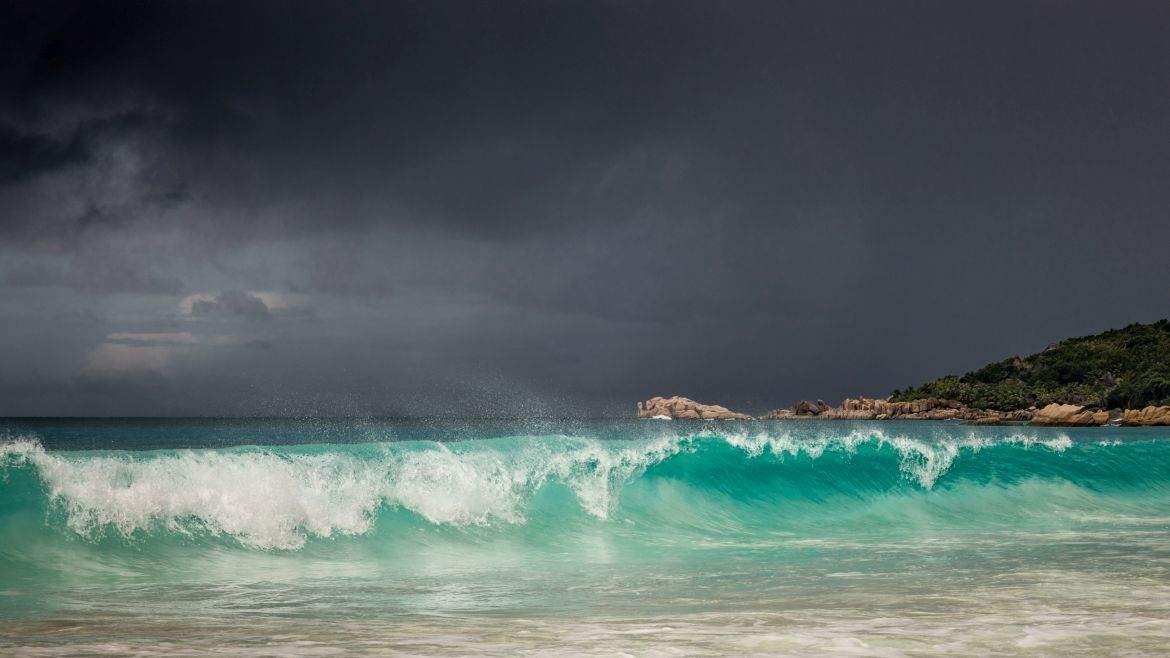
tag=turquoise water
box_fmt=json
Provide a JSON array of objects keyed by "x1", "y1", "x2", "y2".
[{"x1": 2, "y1": 419, "x2": 1169, "y2": 655}]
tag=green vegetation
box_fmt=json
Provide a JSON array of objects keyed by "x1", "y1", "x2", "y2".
[{"x1": 890, "y1": 320, "x2": 1170, "y2": 410}]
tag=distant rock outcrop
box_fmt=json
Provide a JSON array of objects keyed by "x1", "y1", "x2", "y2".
[
  {"x1": 1029, "y1": 403, "x2": 1109, "y2": 426},
  {"x1": 636, "y1": 396, "x2": 753, "y2": 420},
  {"x1": 1120, "y1": 405, "x2": 1170, "y2": 426},
  {"x1": 642, "y1": 394, "x2": 1162, "y2": 425},
  {"x1": 758, "y1": 408, "x2": 796, "y2": 420},
  {"x1": 969, "y1": 416, "x2": 1006, "y2": 425},
  {"x1": 793, "y1": 400, "x2": 831, "y2": 416},
  {"x1": 759, "y1": 396, "x2": 1035, "y2": 423},
  {"x1": 840, "y1": 397, "x2": 962, "y2": 418}
]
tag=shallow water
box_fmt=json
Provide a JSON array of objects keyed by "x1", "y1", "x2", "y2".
[{"x1": 2, "y1": 419, "x2": 1169, "y2": 655}]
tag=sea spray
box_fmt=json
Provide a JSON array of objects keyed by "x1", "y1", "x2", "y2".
[
  {"x1": 0, "y1": 427, "x2": 1155, "y2": 551},
  {"x1": 3, "y1": 421, "x2": 1170, "y2": 655}
]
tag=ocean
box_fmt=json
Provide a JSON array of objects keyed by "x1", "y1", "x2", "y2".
[{"x1": 2, "y1": 418, "x2": 1169, "y2": 656}]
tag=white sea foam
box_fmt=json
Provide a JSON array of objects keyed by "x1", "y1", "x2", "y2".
[
  {"x1": 547, "y1": 435, "x2": 688, "y2": 518},
  {"x1": 0, "y1": 436, "x2": 43, "y2": 463},
  {"x1": 25, "y1": 443, "x2": 385, "y2": 549},
  {"x1": 714, "y1": 427, "x2": 1071, "y2": 488},
  {"x1": 0, "y1": 436, "x2": 691, "y2": 548},
  {"x1": 0, "y1": 428, "x2": 1078, "y2": 549},
  {"x1": 387, "y1": 445, "x2": 531, "y2": 525}
]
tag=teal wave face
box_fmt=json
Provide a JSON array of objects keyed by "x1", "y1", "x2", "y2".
[
  {"x1": 3, "y1": 428, "x2": 1169, "y2": 553},
  {"x1": 5, "y1": 422, "x2": 1170, "y2": 654}
]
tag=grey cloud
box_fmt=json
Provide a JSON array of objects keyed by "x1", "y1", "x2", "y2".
[
  {"x1": 1, "y1": 1, "x2": 1170, "y2": 416},
  {"x1": 68, "y1": 251, "x2": 185, "y2": 295},
  {"x1": 0, "y1": 121, "x2": 86, "y2": 184},
  {"x1": 189, "y1": 291, "x2": 270, "y2": 321},
  {"x1": 3, "y1": 251, "x2": 183, "y2": 294},
  {"x1": 3, "y1": 260, "x2": 66, "y2": 287}
]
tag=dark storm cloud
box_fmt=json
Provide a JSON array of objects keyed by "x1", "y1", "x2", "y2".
[
  {"x1": 189, "y1": 291, "x2": 270, "y2": 321},
  {"x1": 0, "y1": 121, "x2": 84, "y2": 184},
  {"x1": 2, "y1": 1, "x2": 1170, "y2": 416}
]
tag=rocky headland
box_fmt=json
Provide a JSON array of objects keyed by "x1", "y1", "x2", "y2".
[
  {"x1": 637, "y1": 320, "x2": 1170, "y2": 427},
  {"x1": 1121, "y1": 405, "x2": 1170, "y2": 426},
  {"x1": 759, "y1": 397, "x2": 1032, "y2": 424},
  {"x1": 1029, "y1": 404, "x2": 1112, "y2": 426},
  {"x1": 636, "y1": 394, "x2": 1170, "y2": 426},
  {"x1": 1006, "y1": 403, "x2": 1168, "y2": 426},
  {"x1": 636, "y1": 396, "x2": 753, "y2": 420}
]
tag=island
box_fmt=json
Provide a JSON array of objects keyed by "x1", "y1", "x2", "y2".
[{"x1": 638, "y1": 320, "x2": 1170, "y2": 426}]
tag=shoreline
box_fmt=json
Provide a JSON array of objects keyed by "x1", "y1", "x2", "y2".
[{"x1": 636, "y1": 395, "x2": 1170, "y2": 427}]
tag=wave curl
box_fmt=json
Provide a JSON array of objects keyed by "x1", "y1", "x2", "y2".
[{"x1": 0, "y1": 429, "x2": 1154, "y2": 550}]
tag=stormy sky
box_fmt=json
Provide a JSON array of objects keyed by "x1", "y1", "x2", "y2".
[{"x1": 1, "y1": 1, "x2": 1169, "y2": 417}]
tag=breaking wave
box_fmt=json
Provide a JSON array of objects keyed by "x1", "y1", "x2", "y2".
[{"x1": 0, "y1": 429, "x2": 1165, "y2": 551}]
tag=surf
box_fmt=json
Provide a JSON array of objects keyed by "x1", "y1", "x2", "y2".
[{"x1": 3, "y1": 428, "x2": 1168, "y2": 552}]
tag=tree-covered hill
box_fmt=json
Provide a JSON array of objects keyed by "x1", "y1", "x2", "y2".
[{"x1": 890, "y1": 320, "x2": 1170, "y2": 410}]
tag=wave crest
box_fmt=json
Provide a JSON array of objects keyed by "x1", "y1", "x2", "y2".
[
  {"x1": 719, "y1": 429, "x2": 1070, "y2": 487},
  {"x1": 0, "y1": 429, "x2": 1083, "y2": 550}
]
